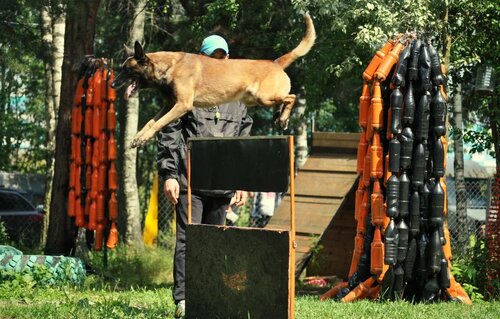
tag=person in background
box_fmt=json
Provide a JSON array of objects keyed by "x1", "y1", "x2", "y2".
[
  {"x1": 157, "y1": 34, "x2": 253, "y2": 319},
  {"x1": 248, "y1": 191, "x2": 282, "y2": 228}
]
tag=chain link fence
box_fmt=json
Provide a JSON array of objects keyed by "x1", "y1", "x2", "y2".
[
  {"x1": 0, "y1": 174, "x2": 493, "y2": 256},
  {"x1": 446, "y1": 177, "x2": 492, "y2": 258},
  {"x1": 154, "y1": 175, "x2": 493, "y2": 256}
]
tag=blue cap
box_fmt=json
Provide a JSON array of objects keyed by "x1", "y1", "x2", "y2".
[{"x1": 200, "y1": 35, "x2": 229, "y2": 56}]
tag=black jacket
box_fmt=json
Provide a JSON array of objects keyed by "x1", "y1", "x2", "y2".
[{"x1": 157, "y1": 102, "x2": 253, "y2": 197}]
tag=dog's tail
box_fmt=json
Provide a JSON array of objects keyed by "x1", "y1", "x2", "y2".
[{"x1": 274, "y1": 13, "x2": 316, "y2": 69}]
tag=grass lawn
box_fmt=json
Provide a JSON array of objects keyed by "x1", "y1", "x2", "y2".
[{"x1": 1, "y1": 283, "x2": 499, "y2": 319}]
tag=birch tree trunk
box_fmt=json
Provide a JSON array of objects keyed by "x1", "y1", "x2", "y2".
[
  {"x1": 122, "y1": 0, "x2": 147, "y2": 246},
  {"x1": 40, "y1": 2, "x2": 65, "y2": 247},
  {"x1": 442, "y1": 0, "x2": 467, "y2": 255},
  {"x1": 45, "y1": 0, "x2": 100, "y2": 255},
  {"x1": 452, "y1": 83, "x2": 468, "y2": 254},
  {"x1": 294, "y1": 87, "x2": 309, "y2": 170}
]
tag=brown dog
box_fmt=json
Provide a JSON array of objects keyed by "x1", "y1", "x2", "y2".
[{"x1": 112, "y1": 14, "x2": 316, "y2": 148}]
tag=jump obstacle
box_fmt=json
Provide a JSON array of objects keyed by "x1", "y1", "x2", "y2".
[
  {"x1": 68, "y1": 57, "x2": 119, "y2": 250},
  {"x1": 320, "y1": 34, "x2": 471, "y2": 303}
]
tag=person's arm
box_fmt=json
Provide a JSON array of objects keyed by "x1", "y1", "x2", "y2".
[{"x1": 157, "y1": 119, "x2": 182, "y2": 204}]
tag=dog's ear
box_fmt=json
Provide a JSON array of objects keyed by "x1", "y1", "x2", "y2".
[
  {"x1": 134, "y1": 41, "x2": 146, "y2": 61},
  {"x1": 123, "y1": 44, "x2": 134, "y2": 57}
]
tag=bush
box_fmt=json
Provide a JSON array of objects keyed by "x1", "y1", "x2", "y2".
[{"x1": 451, "y1": 236, "x2": 500, "y2": 300}]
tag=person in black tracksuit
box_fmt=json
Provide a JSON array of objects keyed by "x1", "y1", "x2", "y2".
[{"x1": 156, "y1": 35, "x2": 253, "y2": 318}]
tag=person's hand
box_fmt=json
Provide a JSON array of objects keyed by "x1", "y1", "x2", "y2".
[
  {"x1": 233, "y1": 190, "x2": 248, "y2": 207},
  {"x1": 164, "y1": 178, "x2": 180, "y2": 204}
]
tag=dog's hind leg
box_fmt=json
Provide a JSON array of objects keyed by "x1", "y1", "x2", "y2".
[{"x1": 276, "y1": 94, "x2": 296, "y2": 130}]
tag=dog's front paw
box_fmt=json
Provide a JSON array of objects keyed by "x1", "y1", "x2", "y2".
[
  {"x1": 131, "y1": 129, "x2": 156, "y2": 148},
  {"x1": 275, "y1": 117, "x2": 289, "y2": 130},
  {"x1": 279, "y1": 118, "x2": 289, "y2": 130}
]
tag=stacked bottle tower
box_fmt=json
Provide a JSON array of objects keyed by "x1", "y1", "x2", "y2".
[
  {"x1": 321, "y1": 35, "x2": 471, "y2": 303},
  {"x1": 68, "y1": 57, "x2": 119, "y2": 251}
]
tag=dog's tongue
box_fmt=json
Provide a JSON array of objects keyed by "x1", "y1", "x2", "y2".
[{"x1": 125, "y1": 83, "x2": 136, "y2": 100}]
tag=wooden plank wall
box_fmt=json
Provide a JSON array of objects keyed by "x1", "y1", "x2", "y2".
[{"x1": 266, "y1": 132, "x2": 359, "y2": 279}]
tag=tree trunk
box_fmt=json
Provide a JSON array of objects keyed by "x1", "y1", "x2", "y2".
[
  {"x1": 40, "y1": 5, "x2": 55, "y2": 246},
  {"x1": 452, "y1": 83, "x2": 468, "y2": 255},
  {"x1": 40, "y1": 3, "x2": 66, "y2": 247},
  {"x1": 294, "y1": 87, "x2": 308, "y2": 170},
  {"x1": 491, "y1": 94, "x2": 500, "y2": 169},
  {"x1": 123, "y1": 0, "x2": 147, "y2": 246},
  {"x1": 45, "y1": 0, "x2": 100, "y2": 255}
]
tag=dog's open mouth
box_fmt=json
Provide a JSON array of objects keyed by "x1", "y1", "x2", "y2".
[{"x1": 125, "y1": 81, "x2": 138, "y2": 100}]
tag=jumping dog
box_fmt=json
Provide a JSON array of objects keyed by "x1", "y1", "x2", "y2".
[{"x1": 112, "y1": 14, "x2": 316, "y2": 148}]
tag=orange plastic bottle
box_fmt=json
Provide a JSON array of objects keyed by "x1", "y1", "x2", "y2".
[
  {"x1": 100, "y1": 102, "x2": 108, "y2": 132},
  {"x1": 359, "y1": 83, "x2": 371, "y2": 129},
  {"x1": 90, "y1": 168, "x2": 98, "y2": 199},
  {"x1": 75, "y1": 166, "x2": 81, "y2": 197},
  {"x1": 94, "y1": 222, "x2": 104, "y2": 251},
  {"x1": 357, "y1": 130, "x2": 368, "y2": 175},
  {"x1": 371, "y1": 81, "x2": 383, "y2": 130},
  {"x1": 86, "y1": 76, "x2": 94, "y2": 107},
  {"x1": 107, "y1": 102, "x2": 116, "y2": 132},
  {"x1": 355, "y1": 181, "x2": 365, "y2": 222},
  {"x1": 357, "y1": 191, "x2": 369, "y2": 235},
  {"x1": 384, "y1": 154, "x2": 392, "y2": 185},
  {"x1": 85, "y1": 165, "x2": 92, "y2": 189},
  {"x1": 349, "y1": 233, "x2": 364, "y2": 278},
  {"x1": 88, "y1": 200, "x2": 97, "y2": 230},
  {"x1": 341, "y1": 276, "x2": 376, "y2": 302},
  {"x1": 371, "y1": 180, "x2": 385, "y2": 226},
  {"x1": 107, "y1": 71, "x2": 116, "y2": 102},
  {"x1": 370, "y1": 132, "x2": 383, "y2": 179},
  {"x1": 75, "y1": 201, "x2": 84, "y2": 227},
  {"x1": 93, "y1": 69, "x2": 103, "y2": 108},
  {"x1": 99, "y1": 133, "x2": 108, "y2": 163},
  {"x1": 108, "y1": 134, "x2": 117, "y2": 161},
  {"x1": 106, "y1": 222, "x2": 119, "y2": 249},
  {"x1": 362, "y1": 39, "x2": 395, "y2": 82},
  {"x1": 97, "y1": 192, "x2": 105, "y2": 223},
  {"x1": 375, "y1": 42, "x2": 405, "y2": 81},
  {"x1": 363, "y1": 148, "x2": 372, "y2": 187},
  {"x1": 108, "y1": 191, "x2": 118, "y2": 220},
  {"x1": 108, "y1": 162, "x2": 118, "y2": 191},
  {"x1": 98, "y1": 163, "x2": 107, "y2": 192},
  {"x1": 85, "y1": 139, "x2": 92, "y2": 165},
  {"x1": 84, "y1": 107, "x2": 93, "y2": 136},
  {"x1": 92, "y1": 105, "x2": 100, "y2": 139},
  {"x1": 92, "y1": 140, "x2": 100, "y2": 168},
  {"x1": 370, "y1": 227, "x2": 384, "y2": 275}
]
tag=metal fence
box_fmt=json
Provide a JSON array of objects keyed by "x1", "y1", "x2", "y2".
[
  {"x1": 446, "y1": 177, "x2": 492, "y2": 258},
  {"x1": 154, "y1": 176, "x2": 493, "y2": 259},
  {"x1": 1, "y1": 174, "x2": 492, "y2": 258}
]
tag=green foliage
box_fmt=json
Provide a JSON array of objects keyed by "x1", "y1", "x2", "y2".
[
  {"x1": 451, "y1": 237, "x2": 500, "y2": 301},
  {"x1": 0, "y1": 0, "x2": 47, "y2": 173},
  {"x1": 0, "y1": 220, "x2": 11, "y2": 244},
  {"x1": 463, "y1": 127, "x2": 495, "y2": 157},
  {"x1": 87, "y1": 244, "x2": 174, "y2": 289}
]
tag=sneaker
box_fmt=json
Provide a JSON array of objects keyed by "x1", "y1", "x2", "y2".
[{"x1": 174, "y1": 300, "x2": 185, "y2": 318}]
